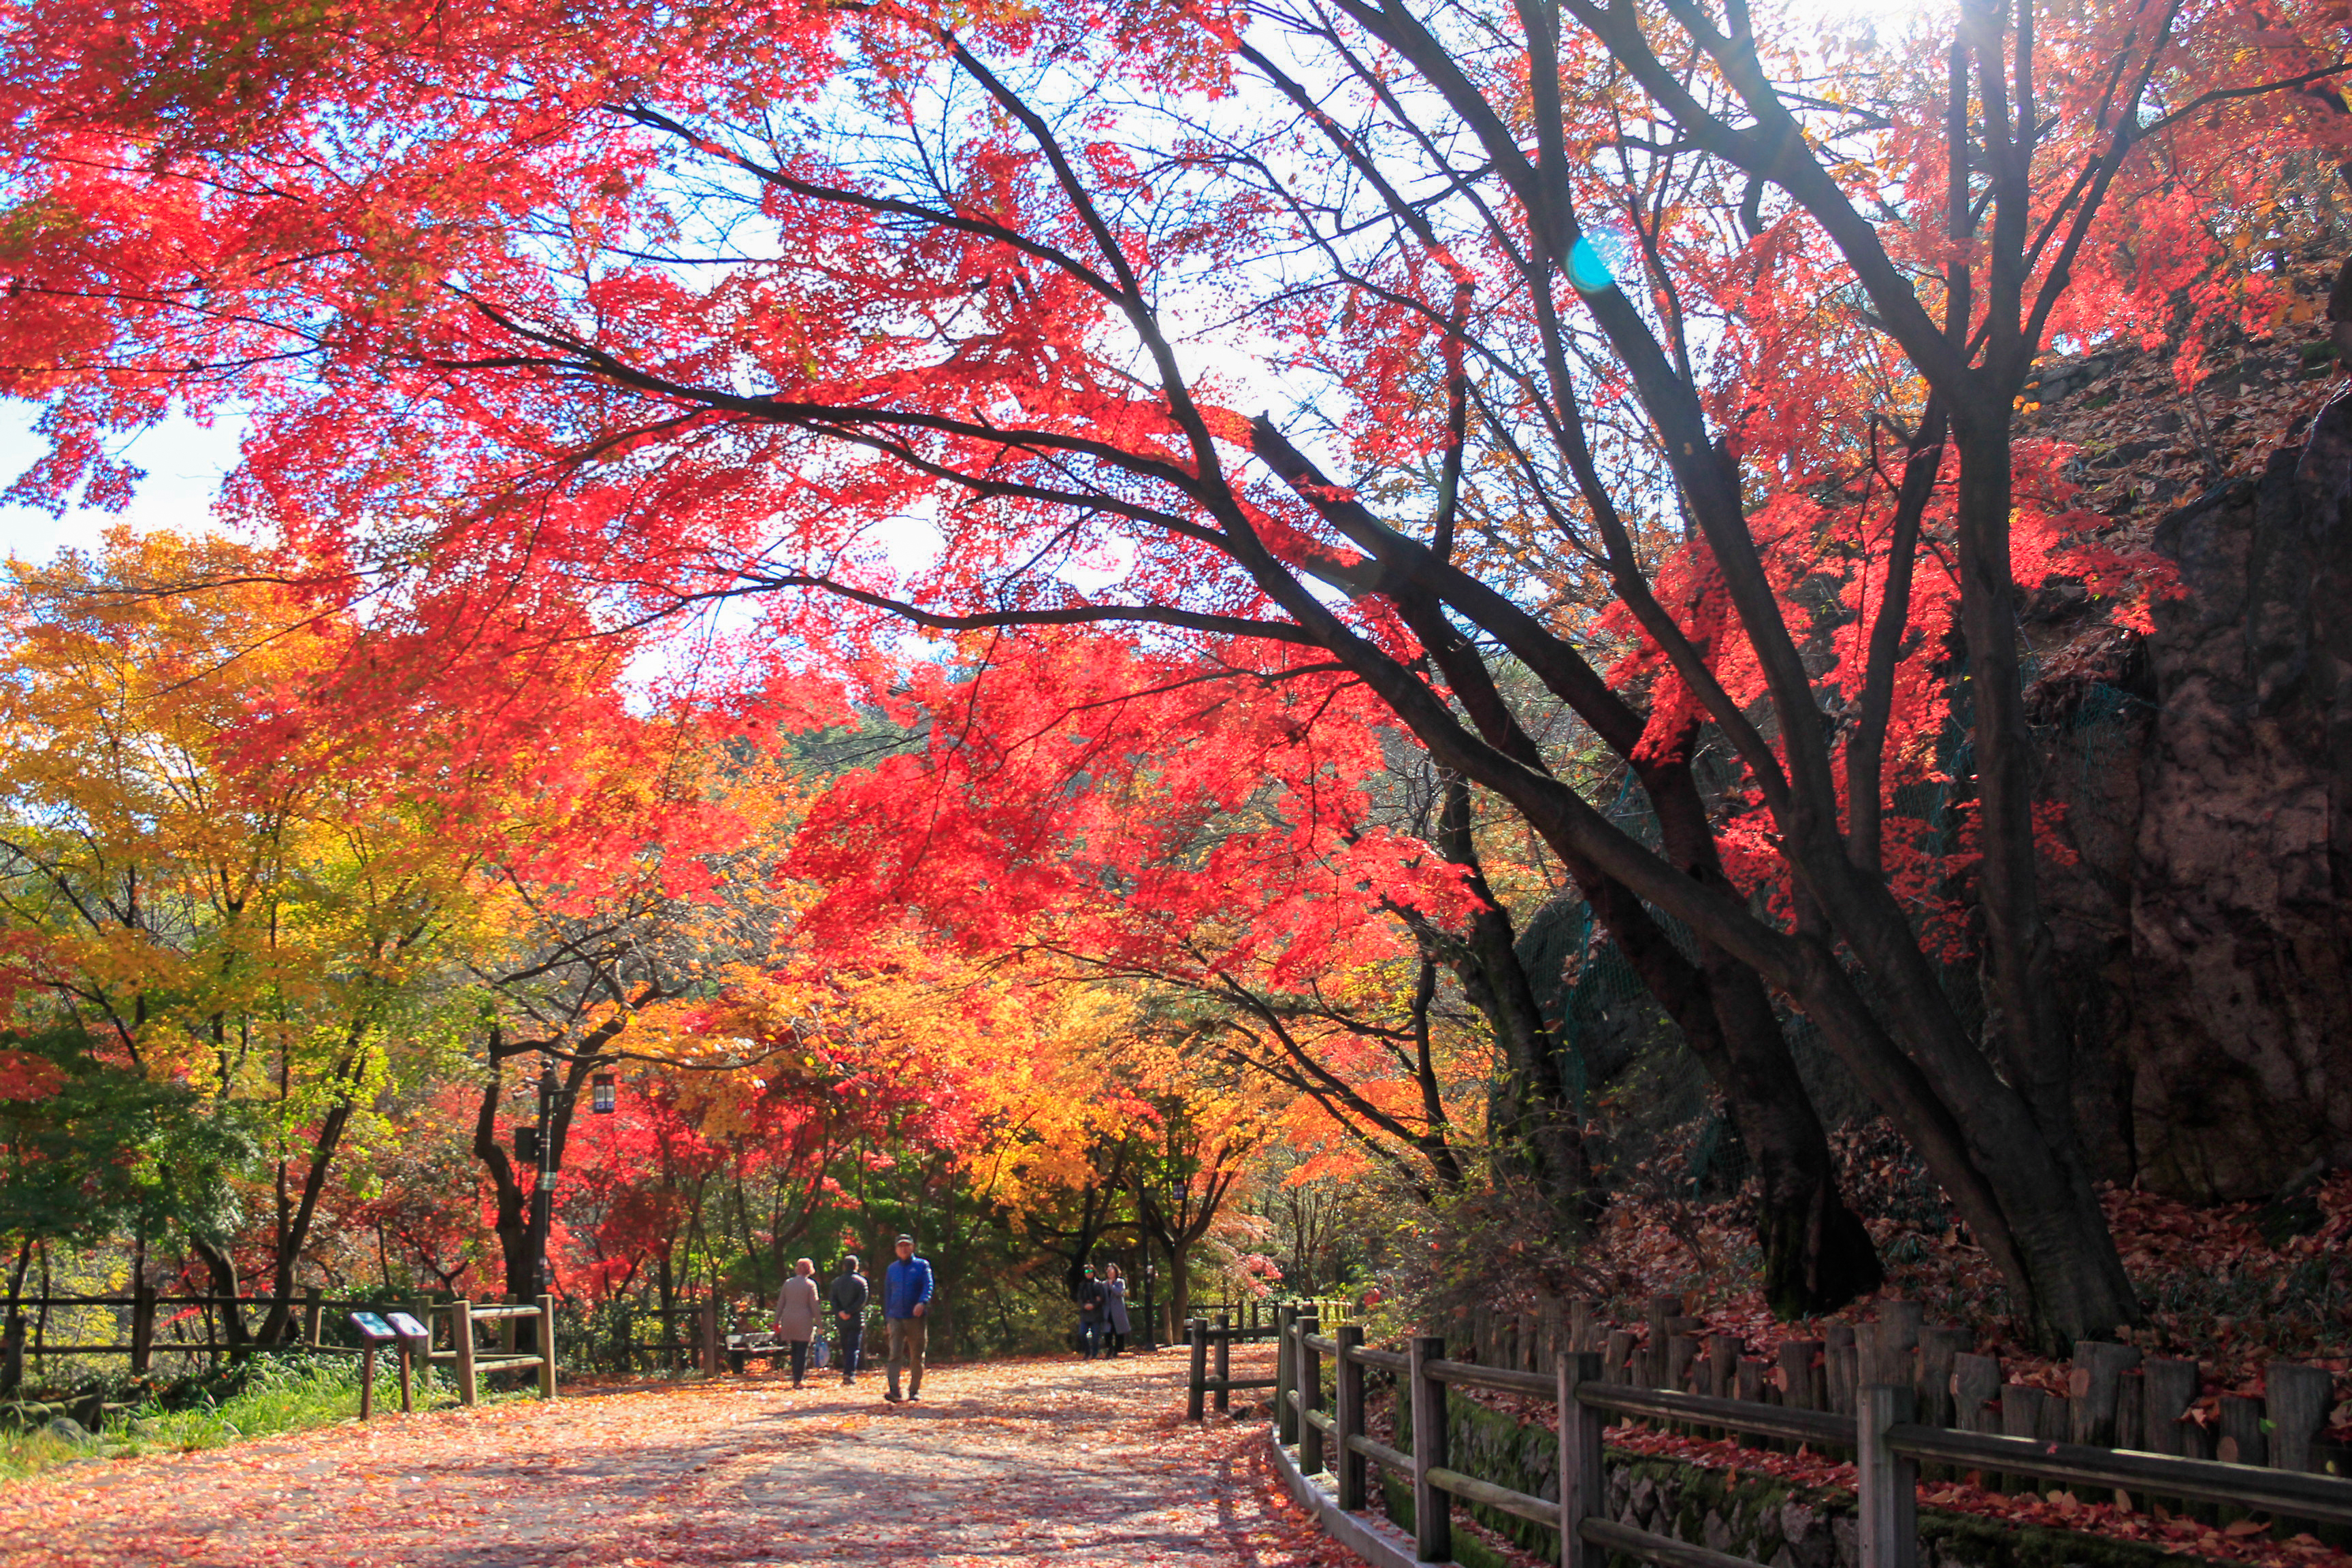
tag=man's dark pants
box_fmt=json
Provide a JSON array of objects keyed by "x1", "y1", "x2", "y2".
[{"x1": 837, "y1": 1318, "x2": 864, "y2": 1379}]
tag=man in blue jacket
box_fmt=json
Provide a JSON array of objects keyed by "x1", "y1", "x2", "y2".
[{"x1": 883, "y1": 1233, "x2": 934, "y2": 1403}]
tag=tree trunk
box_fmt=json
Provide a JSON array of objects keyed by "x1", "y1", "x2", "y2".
[
  {"x1": 189, "y1": 1235, "x2": 250, "y2": 1354},
  {"x1": 1648, "y1": 757, "x2": 1882, "y2": 1316},
  {"x1": 254, "y1": 1096, "x2": 357, "y2": 1345},
  {"x1": 1167, "y1": 1237, "x2": 1191, "y2": 1330},
  {"x1": 1433, "y1": 776, "x2": 1592, "y2": 1228},
  {"x1": 1943, "y1": 410, "x2": 2141, "y2": 1343},
  {"x1": 472, "y1": 1068, "x2": 533, "y2": 1299}
]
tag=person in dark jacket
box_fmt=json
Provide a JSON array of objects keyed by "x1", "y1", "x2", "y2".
[
  {"x1": 1075, "y1": 1267, "x2": 1108, "y2": 1359},
  {"x1": 830, "y1": 1256, "x2": 870, "y2": 1386}
]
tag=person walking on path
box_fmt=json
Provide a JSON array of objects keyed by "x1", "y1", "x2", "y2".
[
  {"x1": 882, "y1": 1234, "x2": 932, "y2": 1403},
  {"x1": 830, "y1": 1255, "x2": 870, "y2": 1386},
  {"x1": 1074, "y1": 1266, "x2": 1107, "y2": 1359},
  {"x1": 1102, "y1": 1264, "x2": 1132, "y2": 1357},
  {"x1": 775, "y1": 1257, "x2": 821, "y2": 1389}
]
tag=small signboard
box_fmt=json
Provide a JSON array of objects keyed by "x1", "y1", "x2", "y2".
[
  {"x1": 349, "y1": 1311, "x2": 396, "y2": 1341},
  {"x1": 385, "y1": 1312, "x2": 428, "y2": 1341}
]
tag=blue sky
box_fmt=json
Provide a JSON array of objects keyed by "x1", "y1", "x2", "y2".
[{"x1": 0, "y1": 402, "x2": 245, "y2": 564}]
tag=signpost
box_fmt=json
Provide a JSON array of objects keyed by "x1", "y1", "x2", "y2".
[
  {"x1": 387, "y1": 1313, "x2": 430, "y2": 1413},
  {"x1": 349, "y1": 1313, "x2": 396, "y2": 1420}
]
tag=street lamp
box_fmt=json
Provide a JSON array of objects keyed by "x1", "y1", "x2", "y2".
[
  {"x1": 524, "y1": 1056, "x2": 560, "y2": 1296},
  {"x1": 591, "y1": 1072, "x2": 617, "y2": 1115}
]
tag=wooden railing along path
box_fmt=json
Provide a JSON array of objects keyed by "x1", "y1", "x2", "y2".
[
  {"x1": 1186, "y1": 1296, "x2": 1354, "y2": 1418},
  {"x1": 1212, "y1": 1299, "x2": 2352, "y2": 1568},
  {"x1": 1, "y1": 1290, "x2": 559, "y2": 1408}
]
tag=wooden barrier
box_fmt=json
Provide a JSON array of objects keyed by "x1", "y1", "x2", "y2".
[
  {"x1": 1, "y1": 1291, "x2": 425, "y2": 1386},
  {"x1": 1260, "y1": 1303, "x2": 2352, "y2": 1568},
  {"x1": 1185, "y1": 1297, "x2": 1358, "y2": 1419},
  {"x1": 425, "y1": 1296, "x2": 556, "y2": 1407}
]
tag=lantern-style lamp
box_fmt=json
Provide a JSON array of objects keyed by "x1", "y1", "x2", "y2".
[{"x1": 591, "y1": 1072, "x2": 617, "y2": 1115}]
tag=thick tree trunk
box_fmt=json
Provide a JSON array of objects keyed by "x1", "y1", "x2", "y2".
[
  {"x1": 1646, "y1": 758, "x2": 1882, "y2": 1316},
  {"x1": 1943, "y1": 412, "x2": 2142, "y2": 1344},
  {"x1": 472, "y1": 1067, "x2": 532, "y2": 1299},
  {"x1": 1167, "y1": 1238, "x2": 1191, "y2": 1330}
]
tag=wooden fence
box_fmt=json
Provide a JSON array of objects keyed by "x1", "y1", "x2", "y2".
[
  {"x1": 421, "y1": 1296, "x2": 558, "y2": 1405},
  {"x1": 1439, "y1": 1293, "x2": 2344, "y2": 1473},
  {"x1": 1188, "y1": 1297, "x2": 1355, "y2": 1420},
  {"x1": 591, "y1": 1300, "x2": 723, "y2": 1377},
  {"x1": 1, "y1": 1288, "x2": 374, "y2": 1385},
  {"x1": 0, "y1": 1290, "x2": 561, "y2": 1407},
  {"x1": 1226, "y1": 1299, "x2": 2352, "y2": 1568}
]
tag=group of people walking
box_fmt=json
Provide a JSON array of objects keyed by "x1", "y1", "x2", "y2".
[
  {"x1": 1073, "y1": 1262, "x2": 1132, "y2": 1358},
  {"x1": 772, "y1": 1234, "x2": 934, "y2": 1402},
  {"x1": 768, "y1": 1241, "x2": 1143, "y2": 1391}
]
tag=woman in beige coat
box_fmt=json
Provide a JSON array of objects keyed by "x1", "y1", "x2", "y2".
[{"x1": 775, "y1": 1257, "x2": 821, "y2": 1388}]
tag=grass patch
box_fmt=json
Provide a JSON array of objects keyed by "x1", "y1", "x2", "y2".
[{"x1": 0, "y1": 1352, "x2": 517, "y2": 1482}]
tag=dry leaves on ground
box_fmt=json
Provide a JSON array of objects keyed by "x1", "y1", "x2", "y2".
[{"x1": 0, "y1": 1350, "x2": 1354, "y2": 1568}]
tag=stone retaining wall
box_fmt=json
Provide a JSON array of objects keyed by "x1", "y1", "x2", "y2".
[{"x1": 1384, "y1": 1389, "x2": 2223, "y2": 1568}]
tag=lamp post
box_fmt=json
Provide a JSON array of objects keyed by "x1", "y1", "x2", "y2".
[
  {"x1": 519, "y1": 1061, "x2": 621, "y2": 1304},
  {"x1": 523, "y1": 1056, "x2": 560, "y2": 1297}
]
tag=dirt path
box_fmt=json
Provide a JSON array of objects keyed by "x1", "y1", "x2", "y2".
[{"x1": 0, "y1": 1348, "x2": 1352, "y2": 1568}]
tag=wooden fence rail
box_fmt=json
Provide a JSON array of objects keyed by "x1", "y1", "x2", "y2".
[
  {"x1": 1220, "y1": 1299, "x2": 2352, "y2": 1568},
  {"x1": 1, "y1": 1288, "x2": 391, "y2": 1386},
  {"x1": 1186, "y1": 1298, "x2": 1356, "y2": 1420},
  {"x1": 0, "y1": 1289, "x2": 566, "y2": 1407}
]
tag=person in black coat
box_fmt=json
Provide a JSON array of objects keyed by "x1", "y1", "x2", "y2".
[
  {"x1": 1075, "y1": 1267, "x2": 1109, "y2": 1358},
  {"x1": 829, "y1": 1256, "x2": 870, "y2": 1386}
]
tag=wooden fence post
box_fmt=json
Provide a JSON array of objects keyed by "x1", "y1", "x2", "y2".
[
  {"x1": 1918, "y1": 1327, "x2": 1966, "y2": 1426},
  {"x1": 1409, "y1": 1333, "x2": 1452, "y2": 1564},
  {"x1": 1871, "y1": 1301, "x2": 1923, "y2": 1386},
  {"x1": 1779, "y1": 1339, "x2": 1823, "y2": 1411},
  {"x1": 1857, "y1": 1383, "x2": 1919, "y2": 1568},
  {"x1": 2268, "y1": 1364, "x2": 2331, "y2": 1473},
  {"x1": 1950, "y1": 1353, "x2": 2000, "y2": 1433},
  {"x1": 453, "y1": 1298, "x2": 477, "y2": 1407},
  {"x1": 1273, "y1": 1305, "x2": 1295, "y2": 1441},
  {"x1": 1215, "y1": 1311, "x2": 1233, "y2": 1416},
  {"x1": 1335, "y1": 1323, "x2": 1367, "y2": 1511},
  {"x1": 406, "y1": 1298, "x2": 431, "y2": 1399},
  {"x1": 2143, "y1": 1358, "x2": 2197, "y2": 1456},
  {"x1": 1561, "y1": 1350, "x2": 1604, "y2": 1568},
  {"x1": 1298, "y1": 1314, "x2": 1324, "y2": 1476},
  {"x1": 537, "y1": 1294, "x2": 558, "y2": 1399},
  {"x1": 1826, "y1": 1324, "x2": 1859, "y2": 1416},
  {"x1": 1188, "y1": 1318, "x2": 1208, "y2": 1422},
  {"x1": 700, "y1": 1300, "x2": 720, "y2": 1378},
  {"x1": 131, "y1": 1285, "x2": 156, "y2": 1376},
  {"x1": 302, "y1": 1285, "x2": 323, "y2": 1349},
  {"x1": 2068, "y1": 1341, "x2": 2141, "y2": 1448},
  {"x1": 2218, "y1": 1394, "x2": 2267, "y2": 1466}
]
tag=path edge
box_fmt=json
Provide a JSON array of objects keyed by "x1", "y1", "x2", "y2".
[{"x1": 1267, "y1": 1431, "x2": 1461, "y2": 1568}]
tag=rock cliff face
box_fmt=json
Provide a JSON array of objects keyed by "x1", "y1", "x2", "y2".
[{"x1": 2079, "y1": 403, "x2": 2352, "y2": 1200}]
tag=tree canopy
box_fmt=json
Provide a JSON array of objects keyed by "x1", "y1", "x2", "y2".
[{"x1": 2, "y1": 0, "x2": 2348, "y2": 1349}]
